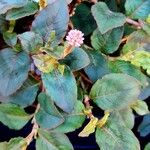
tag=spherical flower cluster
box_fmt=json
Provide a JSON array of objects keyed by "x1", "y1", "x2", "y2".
[{"x1": 66, "y1": 29, "x2": 84, "y2": 47}]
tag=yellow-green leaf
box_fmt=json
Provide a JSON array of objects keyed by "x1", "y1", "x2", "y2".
[
  {"x1": 78, "y1": 117, "x2": 98, "y2": 137},
  {"x1": 32, "y1": 54, "x2": 58, "y2": 73}
]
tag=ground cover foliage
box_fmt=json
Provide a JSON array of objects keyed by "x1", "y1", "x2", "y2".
[{"x1": 0, "y1": 0, "x2": 150, "y2": 149}]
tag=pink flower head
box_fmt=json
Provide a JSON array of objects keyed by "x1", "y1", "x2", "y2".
[{"x1": 66, "y1": 29, "x2": 84, "y2": 47}]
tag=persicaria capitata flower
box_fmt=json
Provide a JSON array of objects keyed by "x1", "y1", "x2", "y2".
[{"x1": 66, "y1": 29, "x2": 84, "y2": 47}]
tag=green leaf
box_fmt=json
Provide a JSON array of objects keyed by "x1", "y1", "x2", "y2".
[
  {"x1": 35, "y1": 93, "x2": 64, "y2": 129},
  {"x1": 18, "y1": 31, "x2": 43, "y2": 53},
  {"x1": 6, "y1": 1, "x2": 38, "y2": 20},
  {"x1": 71, "y1": 3, "x2": 96, "y2": 36},
  {"x1": 111, "y1": 107, "x2": 134, "y2": 129},
  {"x1": 91, "y1": 27, "x2": 124, "y2": 54},
  {"x1": 0, "y1": 77, "x2": 39, "y2": 107},
  {"x1": 90, "y1": 73, "x2": 141, "y2": 110},
  {"x1": 125, "y1": 0, "x2": 150, "y2": 20},
  {"x1": 0, "y1": 137, "x2": 27, "y2": 150},
  {"x1": 84, "y1": 49, "x2": 110, "y2": 82},
  {"x1": 108, "y1": 60, "x2": 148, "y2": 87},
  {"x1": 131, "y1": 100, "x2": 149, "y2": 115},
  {"x1": 122, "y1": 30, "x2": 150, "y2": 55},
  {"x1": 0, "y1": 103, "x2": 32, "y2": 130},
  {"x1": 62, "y1": 47, "x2": 90, "y2": 71},
  {"x1": 144, "y1": 143, "x2": 150, "y2": 150},
  {"x1": 96, "y1": 114, "x2": 140, "y2": 150},
  {"x1": 32, "y1": 0, "x2": 69, "y2": 44},
  {"x1": 0, "y1": 48, "x2": 30, "y2": 96},
  {"x1": 3, "y1": 31, "x2": 17, "y2": 46},
  {"x1": 138, "y1": 114, "x2": 150, "y2": 137},
  {"x1": 0, "y1": 15, "x2": 8, "y2": 33},
  {"x1": 36, "y1": 129, "x2": 73, "y2": 150},
  {"x1": 0, "y1": 0, "x2": 28, "y2": 14},
  {"x1": 7, "y1": 137, "x2": 27, "y2": 150},
  {"x1": 91, "y1": 2, "x2": 126, "y2": 34},
  {"x1": 42, "y1": 66, "x2": 77, "y2": 113},
  {"x1": 54, "y1": 101, "x2": 86, "y2": 133}
]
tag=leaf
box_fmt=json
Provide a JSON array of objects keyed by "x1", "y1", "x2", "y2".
[
  {"x1": 32, "y1": 54, "x2": 58, "y2": 73},
  {"x1": 62, "y1": 47, "x2": 90, "y2": 71},
  {"x1": 84, "y1": 49, "x2": 110, "y2": 82},
  {"x1": 35, "y1": 93, "x2": 64, "y2": 129},
  {"x1": 54, "y1": 101, "x2": 85, "y2": 133},
  {"x1": 91, "y1": 27, "x2": 124, "y2": 54},
  {"x1": 131, "y1": 51, "x2": 150, "y2": 75},
  {"x1": 131, "y1": 100, "x2": 149, "y2": 115},
  {"x1": 6, "y1": 1, "x2": 38, "y2": 20},
  {"x1": 3, "y1": 31, "x2": 17, "y2": 46},
  {"x1": 111, "y1": 108, "x2": 135, "y2": 129},
  {"x1": 108, "y1": 60, "x2": 148, "y2": 87},
  {"x1": 125, "y1": 0, "x2": 150, "y2": 19},
  {"x1": 122, "y1": 30, "x2": 150, "y2": 55},
  {"x1": 0, "y1": 103, "x2": 32, "y2": 130},
  {"x1": 0, "y1": 15, "x2": 8, "y2": 33},
  {"x1": 42, "y1": 66, "x2": 77, "y2": 113},
  {"x1": 31, "y1": 0, "x2": 69, "y2": 44},
  {"x1": 91, "y1": 2, "x2": 126, "y2": 34},
  {"x1": 36, "y1": 129, "x2": 73, "y2": 150},
  {"x1": 79, "y1": 117, "x2": 98, "y2": 137},
  {"x1": 71, "y1": 3, "x2": 96, "y2": 36},
  {"x1": 0, "y1": 142, "x2": 7, "y2": 150},
  {"x1": 144, "y1": 143, "x2": 150, "y2": 150},
  {"x1": 138, "y1": 113, "x2": 150, "y2": 137},
  {"x1": 96, "y1": 114, "x2": 140, "y2": 150},
  {"x1": 18, "y1": 31, "x2": 43, "y2": 54},
  {"x1": 0, "y1": 137, "x2": 27, "y2": 150},
  {"x1": 7, "y1": 137, "x2": 27, "y2": 150},
  {"x1": 90, "y1": 73, "x2": 141, "y2": 111},
  {"x1": 0, "y1": 48, "x2": 30, "y2": 96},
  {"x1": 0, "y1": 77, "x2": 39, "y2": 107},
  {"x1": 0, "y1": 0, "x2": 28, "y2": 14}
]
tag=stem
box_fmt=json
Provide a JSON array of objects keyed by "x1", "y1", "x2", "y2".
[
  {"x1": 84, "y1": 95, "x2": 93, "y2": 118},
  {"x1": 90, "y1": 0, "x2": 97, "y2": 3},
  {"x1": 126, "y1": 18, "x2": 143, "y2": 29},
  {"x1": 25, "y1": 104, "x2": 40, "y2": 145},
  {"x1": 80, "y1": 72, "x2": 93, "y2": 84}
]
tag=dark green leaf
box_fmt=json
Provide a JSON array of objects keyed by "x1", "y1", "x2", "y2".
[
  {"x1": 138, "y1": 113, "x2": 150, "y2": 137},
  {"x1": 0, "y1": 0, "x2": 28, "y2": 14},
  {"x1": 96, "y1": 114, "x2": 140, "y2": 150},
  {"x1": 42, "y1": 66, "x2": 77, "y2": 113},
  {"x1": 35, "y1": 93, "x2": 64, "y2": 129},
  {"x1": 62, "y1": 47, "x2": 90, "y2": 71},
  {"x1": 90, "y1": 73, "x2": 141, "y2": 110},
  {"x1": 0, "y1": 103, "x2": 32, "y2": 130},
  {"x1": 71, "y1": 3, "x2": 96, "y2": 36},
  {"x1": 0, "y1": 77, "x2": 39, "y2": 107},
  {"x1": 32, "y1": 0, "x2": 69, "y2": 44},
  {"x1": 36, "y1": 129, "x2": 73, "y2": 150},
  {"x1": 0, "y1": 48, "x2": 30, "y2": 96},
  {"x1": 18, "y1": 31, "x2": 43, "y2": 53},
  {"x1": 125, "y1": 0, "x2": 150, "y2": 20},
  {"x1": 0, "y1": 15, "x2": 8, "y2": 33},
  {"x1": 54, "y1": 101, "x2": 86, "y2": 133},
  {"x1": 91, "y1": 27, "x2": 124, "y2": 54},
  {"x1": 6, "y1": 1, "x2": 38, "y2": 20},
  {"x1": 84, "y1": 49, "x2": 110, "y2": 82},
  {"x1": 109, "y1": 60, "x2": 148, "y2": 87},
  {"x1": 91, "y1": 2, "x2": 126, "y2": 34},
  {"x1": 3, "y1": 31, "x2": 17, "y2": 46}
]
